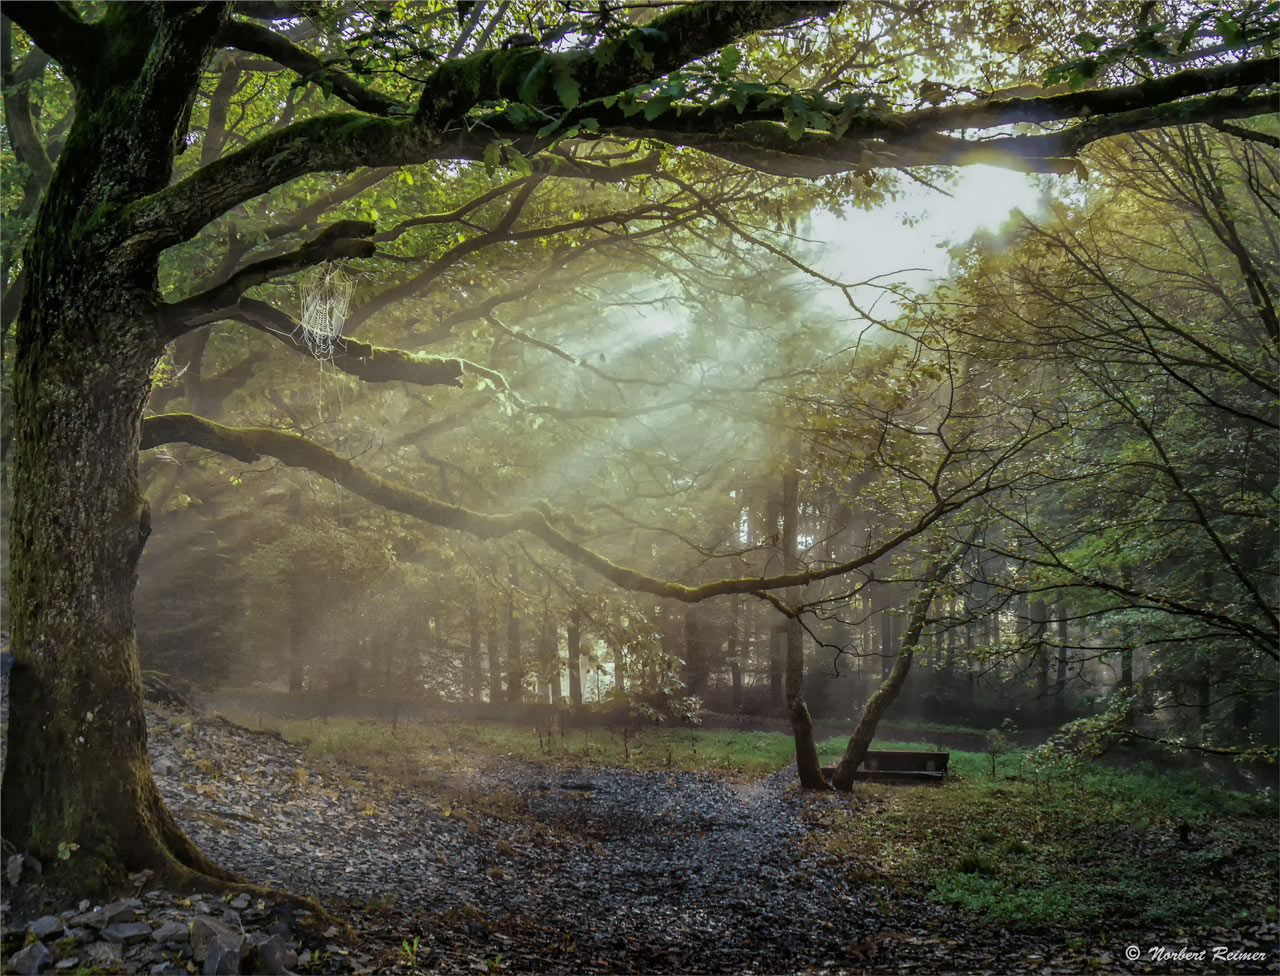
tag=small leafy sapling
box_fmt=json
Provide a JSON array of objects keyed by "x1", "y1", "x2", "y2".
[
  {"x1": 398, "y1": 935, "x2": 419, "y2": 968},
  {"x1": 984, "y1": 718, "x2": 1017, "y2": 779}
]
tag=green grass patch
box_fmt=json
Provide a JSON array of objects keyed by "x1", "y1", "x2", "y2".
[
  {"x1": 215, "y1": 708, "x2": 806, "y2": 779},
  {"x1": 813, "y1": 744, "x2": 1277, "y2": 936}
]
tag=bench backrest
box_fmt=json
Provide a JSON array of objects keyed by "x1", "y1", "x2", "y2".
[{"x1": 862, "y1": 750, "x2": 950, "y2": 773}]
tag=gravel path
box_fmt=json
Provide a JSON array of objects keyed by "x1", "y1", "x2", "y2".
[{"x1": 146, "y1": 709, "x2": 1086, "y2": 974}]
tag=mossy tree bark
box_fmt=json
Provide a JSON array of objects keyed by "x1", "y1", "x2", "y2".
[{"x1": 1, "y1": 3, "x2": 241, "y2": 887}]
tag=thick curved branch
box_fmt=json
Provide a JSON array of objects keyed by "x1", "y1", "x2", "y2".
[
  {"x1": 164, "y1": 219, "x2": 377, "y2": 335},
  {"x1": 141, "y1": 413, "x2": 974, "y2": 603},
  {"x1": 122, "y1": 49, "x2": 1277, "y2": 260},
  {"x1": 2, "y1": 2, "x2": 96, "y2": 83},
  {"x1": 222, "y1": 19, "x2": 407, "y2": 117}
]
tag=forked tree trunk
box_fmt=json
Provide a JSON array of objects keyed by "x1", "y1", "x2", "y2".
[{"x1": 831, "y1": 548, "x2": 965, "y2": 791}]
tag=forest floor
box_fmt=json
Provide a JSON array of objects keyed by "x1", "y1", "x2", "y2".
[{"x1": 3, "y1": 703, "x2": 1277, "y2": 974}]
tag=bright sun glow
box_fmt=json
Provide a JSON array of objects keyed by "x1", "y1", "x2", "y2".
[{"x1": 809, "y1": 165, "x2": 1049, "y2": 322}]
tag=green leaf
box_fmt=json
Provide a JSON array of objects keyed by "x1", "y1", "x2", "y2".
[
  {"x1": 504, "y1": 145, "x2": 533, "y2": 177},
  {"x1": 718, "y1": 45, "x2": 742, "y2": 80},
  {"x1": 482, "y1": 139, "x2": 504, "y2": 177},
  {"x1": 642, "y1": 95, "x2": 672, "y2": 121},
  {"x1": 552, "y1": 63, "x2": 581, "y2": 110},
  {"x1": 517, "y1": 55, "x2": 550, "y2": 104},
  {"x1": 1074, "y1": 31, "x2": 1104, "y2": 52}
]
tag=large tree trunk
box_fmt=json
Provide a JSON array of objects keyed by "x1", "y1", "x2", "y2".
[{"x1": 1, "y1": 4, "x2": 241, "y2": 888}]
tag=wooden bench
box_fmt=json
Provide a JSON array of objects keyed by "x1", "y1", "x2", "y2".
[{"x1": 822, "y1": 750, "x2": 949, "y2": 784}]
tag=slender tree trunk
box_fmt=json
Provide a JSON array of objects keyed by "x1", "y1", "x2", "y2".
[
  {"x1": 287, "y1": 490, "x2": 305, "y2": 694},
  {"x1": 549, "y1": 619, "x2": 562, "y2": 706},
  {"x1": 1054, "y1": 606, "x2": 1069, "y2": 706},
  {"x1": 506, "y1": 563, "x2": 522, "y2": 702},
  {"x1": 567, "y1": 607, "x2": 582, "y2": 706},
  {"x1": 683, "y1": 607, "x2": 706, "y2": 696},
  {"x1": 769, "y1": 623, "x2": 785, "y2": 709},
  {"x1": 487, "y1": 621, "x2": 502, "y2": 705},
  {"x1": 727, "y1": 593, "x2": 743, "y2": 710},
  {"x1": 878, "y1": 584, "x2": 894, "y2": 679},
  {"x1": 1030, "y1": 599, "x2": 1049, "y2": 713},
  {"x1": 537, "y1": 606, "x2": 553, "y2": 704},
  {"x1": 468, "y1": 603, "x2": 482, "y2": 703},
  {"x1": 780, "y1": 469, "x2": 826, "y2": 789},
  {"x1": 612, "y1": 616, "x2": 626, "y2": 699}
]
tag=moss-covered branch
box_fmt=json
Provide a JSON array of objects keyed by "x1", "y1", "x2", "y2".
[
  {"x1": 414, "y1": 1, "x2": 839, "y2": 125},
  {"x1": 141, "y1": 413, "x2": 972, "y2": 603},
  {"x1": 227, "y1": 298, "x2": 468, "y2": 387}
]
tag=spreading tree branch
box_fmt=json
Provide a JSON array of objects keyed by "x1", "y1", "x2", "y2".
[
  {"x1": 164, "y1": 220, "x2": 378, "y2": 336},
  {"x1": 222, "y1": 18, "x2": 407, "y2": 117},
  {"x1": 140, "y1": 413, "x2": 979, "y2": 603}
]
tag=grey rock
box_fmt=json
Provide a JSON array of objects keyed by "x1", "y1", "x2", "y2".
[
  {"x1": 8, "y1": 940, "x2": 53, "y2": 975},
  {"x1": 85, "y1": 941, "x2": 124, "y2": 969},
  {"x1": 55, "y1": 959, "x2": 80, "y2": 971},
  {"x1": 69, "y1": 910, "x2": 104, "y2": 928},
  {"x1": 101, "y1": 920, "x2": 153, "y2": 944},
  {"x1": 101, "y1": 899, "x2": 140, "y2": 924},
  {"x1": 203, "y1": 933, "x2": 248, "y2": 975},
  {"x1": 29, "y1": 914, "x2": 64, "y2": 940},
  {"x1": 67, "y1": 926, "x2": 95, "y2": 944},
  {"x1": 190, "y1": 915, "x2": 239, "y2": 963},
  {"x1": 254, "y1": 933, "x2": 298, "y2": 975},
  {"x1": 229, "y1": 894, "x2": 250, "y2": 910},
  {"x1": 152, "y1": 920, "x2": 189, "y2": 943},
  {"x1": 151, "y1": 757, "x2": 180, "y2": 776},
  {"x1": 5, "y1": 853, "x2": 41, "y2": 886}
]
